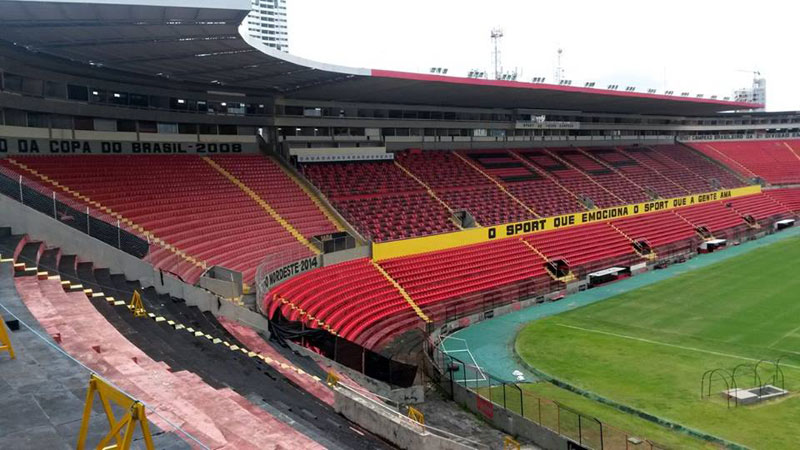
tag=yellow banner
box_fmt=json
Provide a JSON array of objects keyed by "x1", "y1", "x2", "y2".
[{"x1": 372, "y1": 185, "x2": 762, "y2": 261}]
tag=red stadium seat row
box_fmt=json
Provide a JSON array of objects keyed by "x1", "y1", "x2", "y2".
[
  {"x1": 652, "y1": 144, "x2": 746, "y2": 189},
  {"x1": 689, "y1": 139, "x2": 800, "y2": 185},
  {"x1": 672, "y1": 201, "x2": 746, "y2": 233},
  {"x1": 587, "y1": 147, "x2": 690, "y2": 199},
  {"x1": 298, "y1": 145, "x2": 757, "y2": 242},
  {"x1": 0, "y1": 155, "x2": 335, "y2": 283},
  {"x1": 264, "y1": 188, "x2": 799, "y2": 350},
  {"x1": 725, "y1": 193, "x2": 793, "y2": 221},
  {"x1": 268, "y1": 258, "x2": 417, "y2": 345},
  {"x1": 766, "y1": 188, "x2": 800, "y2": 212}
]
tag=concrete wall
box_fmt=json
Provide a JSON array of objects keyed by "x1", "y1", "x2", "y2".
[
  {"x1": 322, "y1": 245, "x2": 371, "y2": 266},
  {"x1": 449, "y1": 381, "x2": 569, "y2": 450},
  {"x1": 0, "y1": 195, "x2": 270, "y2": 335},
  {"x1": 333, "y1": 387, "x2": 472, "y2": 450}
]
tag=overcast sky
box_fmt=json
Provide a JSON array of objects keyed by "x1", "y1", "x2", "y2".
[{"x1": 288, "y1": 0, "x2": 797, "y2": 112}]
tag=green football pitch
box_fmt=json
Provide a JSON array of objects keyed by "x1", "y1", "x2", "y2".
[{"x1": 516, "y1": 235, "x2": 800, "y2": 449}]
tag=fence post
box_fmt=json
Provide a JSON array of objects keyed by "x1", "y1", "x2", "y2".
[
  {"x1": 52, "y1": 192, "x2": 57, "y2": 219},
  {"x1": 557, "y1": 404, "x2": 561, "y2": 434},
  {"x1": 538, "y1": 397, "x2": 541, "y2": 424},
  {"x1": 86, "y1": 207, "x2": 90, "y2": 234},
  {"x1": 578, "y1": 415, "x2": 582, "y2": 445},
  {"x1": 18, "y1": 175, "x2": 23, "y2": 202},
  {"x1": 117, "y1": 220, "x2": 121, "y2": 248},
  {"x1": 502, "y1": 383, "x2": 506, "y2": 409},
  {"x1": 448, "y1": 357, "x2": 454, "y2": 400}
]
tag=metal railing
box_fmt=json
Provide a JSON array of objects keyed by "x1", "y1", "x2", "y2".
[
  {"x1": 427, "y1": 339, "x2": 677, "y2": 450},
  {"x1": 679, "y1": 132, "x2": 800, "y2": 142},
  {"x1": 334, "y1": 380, "x2": 489, "y2": 449},
  {"x1": 0, "y1": 165, "x2": 149, "y2": 259}
]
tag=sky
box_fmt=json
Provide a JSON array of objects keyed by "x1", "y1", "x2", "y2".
[{"x1": 287, "y1": 0, "x2": 798, "y2": 112}]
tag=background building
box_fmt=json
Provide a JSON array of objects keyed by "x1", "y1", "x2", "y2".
[
  {"x1": 735, "y1": 76, "x2": 767, "y2": 111},
  {"x1": 248, "y1": 0, "x2": 289, "y2": 52}
]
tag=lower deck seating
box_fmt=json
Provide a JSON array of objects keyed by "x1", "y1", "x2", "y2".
[
  {"x1": 766, "y1": 189, "x2": 800, "y2": 212},
  {"x1": 673, "y1": 201, "x2": 746, "y2": 233},
  {"x1": 612, "y1": 210, "x2": 697, "y2": 250},
  {"x1": 381, "y1": 239, "x2": 549, "y2": 310},
  {"x1": 523, "y1": 222, "x2": 640, "y2": 273},
  {"x1": 269, "y1": 258, "x2": 416, "y2": 345},
  {"x1": 265, "y1": 189, "x2": 800, "y2": 351},
  {"x1": 726, "y1": 193, "x2": 792, "y2": 221}
]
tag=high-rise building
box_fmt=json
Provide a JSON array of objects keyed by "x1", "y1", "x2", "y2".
[
  {"x1": 734, "y1": 77, "x2": 766, "y2": 111},
  {"x1": 248, "y1": 0, "x2": 288, "y2": 52}
]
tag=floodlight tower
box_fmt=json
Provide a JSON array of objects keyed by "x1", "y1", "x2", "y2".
[{"x1": 491, "y1": 28, "x2": 504, "y2": 80}]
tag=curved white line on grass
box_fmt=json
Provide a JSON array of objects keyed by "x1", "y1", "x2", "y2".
[
  {"x1": 768, "y1": 323, "x2": 800, "y2": 348},
  {"x1": 555, "y1": 323, "x2": 800, "y2": 370}
]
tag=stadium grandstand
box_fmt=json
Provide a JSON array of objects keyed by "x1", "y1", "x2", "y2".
[{"x1": 1, "y1": 0, "x2": 799, "y2": 448}]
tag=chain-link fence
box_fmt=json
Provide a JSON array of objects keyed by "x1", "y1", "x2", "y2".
[
  {"x1": 0, "y1": 165, "x2": 149, "y2": 258},
  {"x1": 428, "y1": 340, "x2": 677, "y2": 450}
]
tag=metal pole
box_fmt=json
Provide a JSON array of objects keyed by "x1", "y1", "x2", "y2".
[
  {"x1": 86, "y1": 207, "x2": 90, "y2": 234},
  {"x1": 117, "y1": 220, "x2": 121, "y2": 248},
  {"x1": 578, "y1": 415, "x2": 582, "y2": 444},
  {"x1": 52, "y1": 192, "x2": 57, "y2": 219},
  {"x1": 538, "y1": 397, "x2": 541, "y2": 424},
  {"x1": 18, "y1": 175, "x2": 23, "y2": 202},
  {"x1": 557, "y1": 404, "x2": 561, "y2": 434},
  {"x1": 600, "y1": 423, "x2": 605, "y2": 450},
  {"x1": 449, "y1": 359, "x2": 454, "y2": 400}
]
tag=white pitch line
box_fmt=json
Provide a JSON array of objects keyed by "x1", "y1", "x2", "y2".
[
  {"x1": 441, "y1": 338, "x2": 489, "y2": 382},
  {"x1": 768, "y1": 323, "x2": 800, "y2": 348},
  {"x1": 555, "y1": 323, "x2": 800, "y2": 370}
]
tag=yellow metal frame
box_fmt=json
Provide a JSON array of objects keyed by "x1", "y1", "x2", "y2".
[
  {"x1": 77, "y1": 374, "x2": 155, "y2": 450},
  {"x1": 326, "y1": 370, "x2": 340, "y2": 387},
  {"x1": 0, "y1": 314, "x2": 15, "y2": 360},
  {"x1": 503, "y1": 435, "x2": 521, "y2": 450},
  {"x1": 127, "y1": 291, "x2": 147, "y2": 318},
  {"x1": 407, "y1": 406, "x2": 425, "y2": 427}
]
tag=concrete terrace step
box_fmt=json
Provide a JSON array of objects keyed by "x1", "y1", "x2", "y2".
[
  {"x1": 14, "y1": 276, "x2": 325, "y2": 450},
  {"x1": 6, "y1": 235, "x2": 389, "y2": 449}
]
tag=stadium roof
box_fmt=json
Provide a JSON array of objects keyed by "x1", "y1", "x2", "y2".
[{"x1": 0, "y1": 0, "x2": 763, "y2": 115}]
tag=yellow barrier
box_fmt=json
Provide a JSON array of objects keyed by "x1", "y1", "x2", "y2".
[
  {"x1": 503, "y1": 436, "x2": 521, "y2": 450},
  {"x1": 326, "y1": 370, "x2": 340, "y2": 387},
  {"x1": 407, "y1": 406, "x2": 425, "y2": 426},
  {"x1": 0, "y1": 313, "x2": 15, "y2": 360},
  {"x1": 372, "y1": 185, "x2": 762, "y2": 261},
  {"x1": 127, "y1": 290, "x2": 147, "y2": 318},
  {"x1": 77, "y1": 374, "x2": 154, "y2": 450}
]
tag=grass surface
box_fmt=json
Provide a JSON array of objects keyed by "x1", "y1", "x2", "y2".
[
  {"x1": 477, "y1": 382, "x2": 715, "y2": 449},
  {"x1": 516, "y1": 235, "x2": 800, "y2": 449}
]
